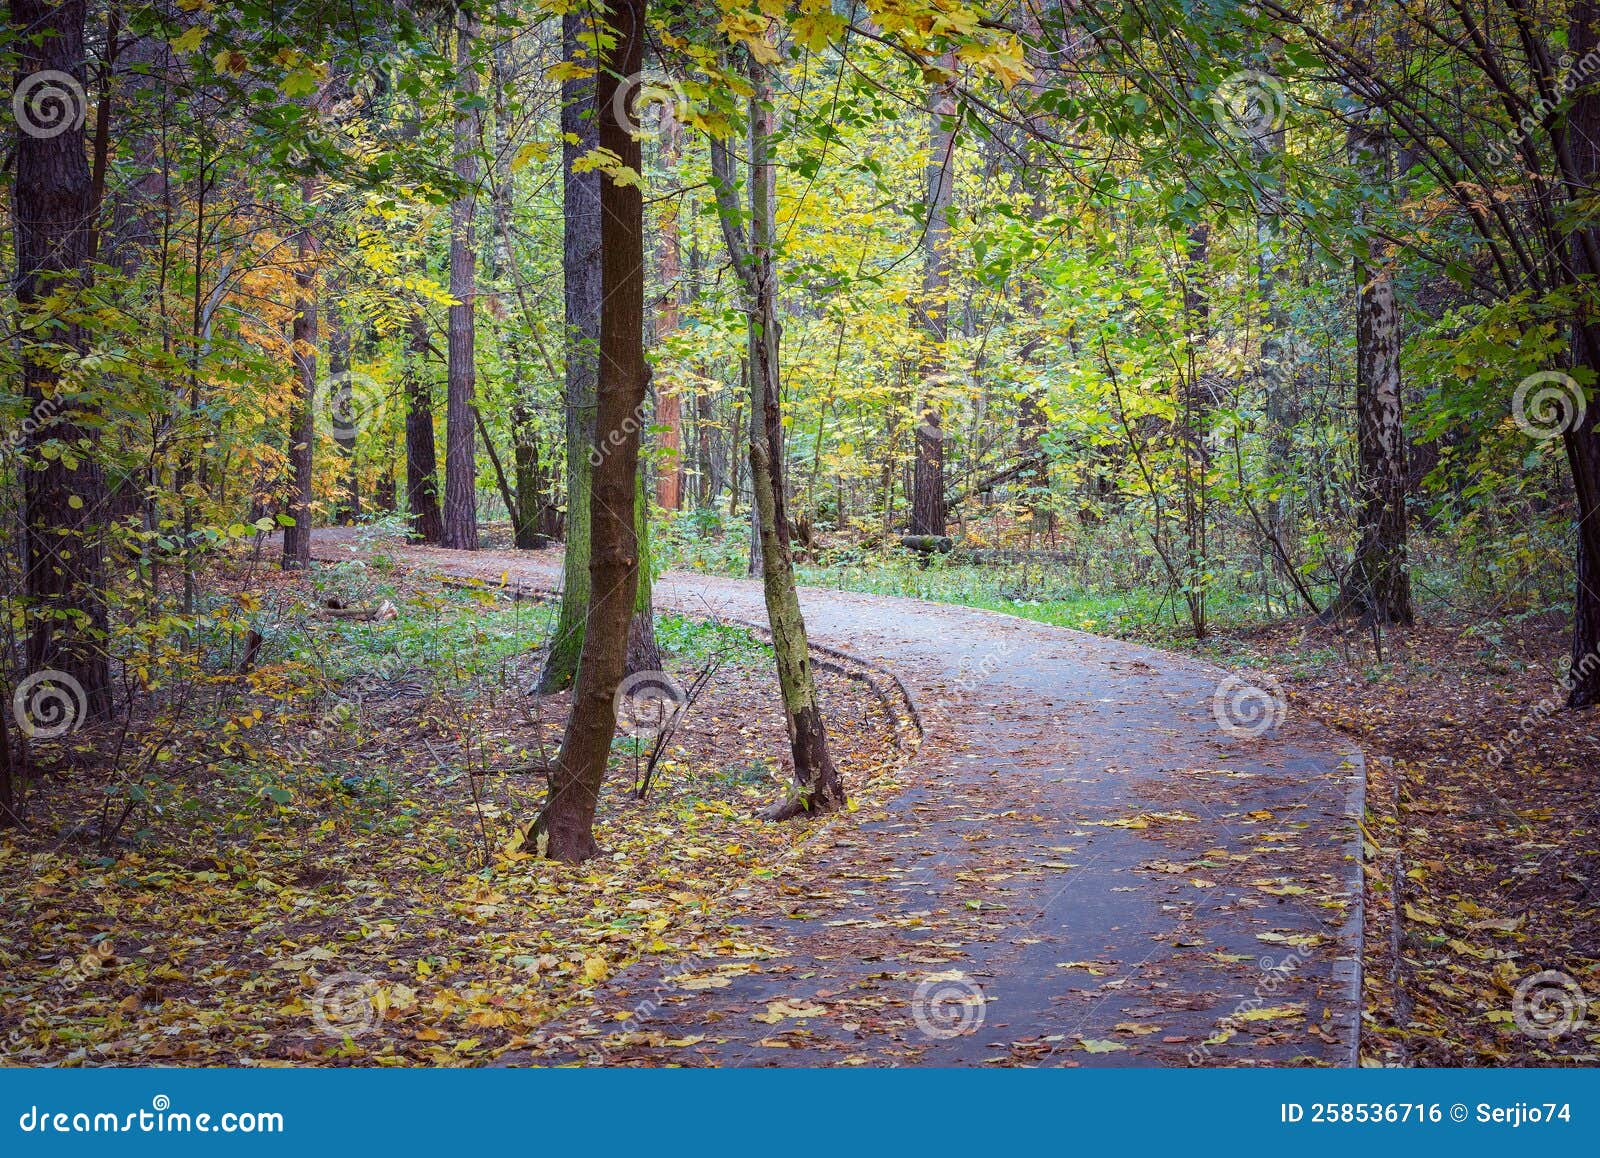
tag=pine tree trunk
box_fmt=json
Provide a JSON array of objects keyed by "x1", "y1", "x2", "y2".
[
  {"x1": 404, "y1": 311, "x2": 445, "y2": 544},
  {"x1": 541, "y1": 0, "x2": 650, "y2": 862},
  {"x1": 442, "y1": 2, "x2": 480, "y2": 550},
  {"x1": 13, "y1": 0, "x2": 111, "y2": 716},
  {"x1": 541, "y1": 10, "x2": 601, "y2": 693}
]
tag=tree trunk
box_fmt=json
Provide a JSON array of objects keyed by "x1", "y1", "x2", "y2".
[
  {"x1": 281, "y1": 218, "x2": 317, "y2": 570},
  {"x1": 911, "y1": 72, "x2": 956, "y2": 537},
  {"x1": 696, "y1": 385, "x2": 717, "y2": 507},
  {"x1": 511, "y1": 414, "x2": 544, "y2": 547},
  {"x1": 653, "y1": 103, "x2": 685, "y2": 511},
  {"x1": 686, "y1": 240, "x2": 718, "y2": 507},
  {"x1": 13, "y1": 0, "x2": 112, "y2": 716},
  {"x1": 328, "y1": 298, "x2": 360, "y2": 525},
  {"x1": 442, "y1": 2, "x2": 480, "y2": 550},
  {"x1": 628, "y1": 474, "x2": 663, "y2": 672},
  {"x1": 1564, "y1": 0, "x2": 1600, "y2": 706},
  {"x1": 541, "y1": 0, "x2": 650, "y2": 862},
  {"x1": 1328, "y1": 116, "x2": 1413, "y2": 624},
  {"x1": 0, "y1": 689, "x2": 17, "y2": 827},
  {"x1": 488, "y1": 16, "x2": 547, "y2": 551},
  {"x1": 404, "y1": 310, "x2": 445, "y2": 544},
  {"x1": 710, "y1": 53, "x2": 845, "y2": 819},
  {"x1": 542, "y1": 12, "x2": 602, "y2": 692}
]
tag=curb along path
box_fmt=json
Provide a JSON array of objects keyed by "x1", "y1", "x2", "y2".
[{"x1": 309, "y1": 529, "x2": 1363, "y2": 1067}]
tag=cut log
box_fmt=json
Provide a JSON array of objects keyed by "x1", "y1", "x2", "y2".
[{"x1": 318, "y1": 600, "x2": 398, "y2": 622}]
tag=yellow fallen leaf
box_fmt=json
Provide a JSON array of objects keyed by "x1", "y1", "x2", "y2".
[
  {"x1": 1078, "y1": 1037, "x2": 1127, "y2": 1053},
  {"x1": 1235, "y1": 1004, "x2": 1305, "y2": 1022},
  {"x1": 753, "y1": 999, "x2": 827, "y2": 1023}
]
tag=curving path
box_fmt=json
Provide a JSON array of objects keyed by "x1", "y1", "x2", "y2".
[{"x1": 309, "y1": 529, "x2": 1363, "y2": 1067}]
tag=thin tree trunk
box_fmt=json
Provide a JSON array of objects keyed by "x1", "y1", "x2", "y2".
[
  {"x1": 696, "y1": 385, "x2": 717, "y2": 507},
  {"x1": 710, "y1": 54, "x2": 845, "y2": 819},
  {"x1": 488, "y1": 14, "x2": 546, "y2": 550},
  {"x1": 541, "y1": 0, "x2": 650, "y2": 862},
  {"x1": 404, "y1": 311, "x2": 445, "y2": 544},
  {"x1": 911, "y1": 69, "x2": 956, "y2": 538},
  {"x1": 328, "y1": 298, "x2": 360, "y2": 525},
  {"x1": 281, "y1": 217, "x2": 317, "y2": 570},
  {"x1": 0, "y1": 688, "x2": 17, "y2": 827},
  {"x1": 476, "y1": 406, "x2": 522, "y2": 530},
  {"x1": 654, "y1": 102, "x2": 685, "y2": 511},
  {"x1": 687, "y1": 240, "x2": 717, "y2": 507},
  {"x1": 442, "y1": 2, "x2": 480, "y2": 550},
  {"x1": 13, "y1": 0, "x2": 111, "y2": 715}
]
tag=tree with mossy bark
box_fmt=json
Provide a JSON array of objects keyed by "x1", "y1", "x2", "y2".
[
  {"x1": 710, "y1": 49, "x2": 845, "y2": 819},
  {"x1": 537, "y1": 0, "x2": 651, "y2": 862},
  {"x1": 540, "y1": 8, "x2": 658, "y2": 693}
]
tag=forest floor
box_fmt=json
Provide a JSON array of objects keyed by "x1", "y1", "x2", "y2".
[
  {"x1": 0, "y1": 551, "x2": 903, "y2": 1065},
  {"x1": 309, "y1": 529, "x2": 1362, "y2": 1067},
  {"x1": 10, "y1": 526, "x2": 1584, "y2": 1066}
]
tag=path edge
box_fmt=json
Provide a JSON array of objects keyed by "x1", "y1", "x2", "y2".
[{"x1": 306, "y1": 539, "x2": 926, "y2": 757}]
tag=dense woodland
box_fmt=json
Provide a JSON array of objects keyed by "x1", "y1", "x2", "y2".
[{"x1": 2, "y1": 0, "x2": 1598, "y2": 1066}]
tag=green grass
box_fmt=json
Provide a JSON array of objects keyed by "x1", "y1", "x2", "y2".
[{"x1": 792, "y1": 554, "x2": 1282, "y2": 646}]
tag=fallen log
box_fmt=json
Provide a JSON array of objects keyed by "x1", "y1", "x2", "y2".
[{"x1": 319, "y1": 599, "x2": 398, "y2": 622}]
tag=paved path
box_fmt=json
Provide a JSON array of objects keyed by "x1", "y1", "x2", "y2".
[{"x1": 310, "y1": 530, "x2": 1363, "y2": 1066}]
